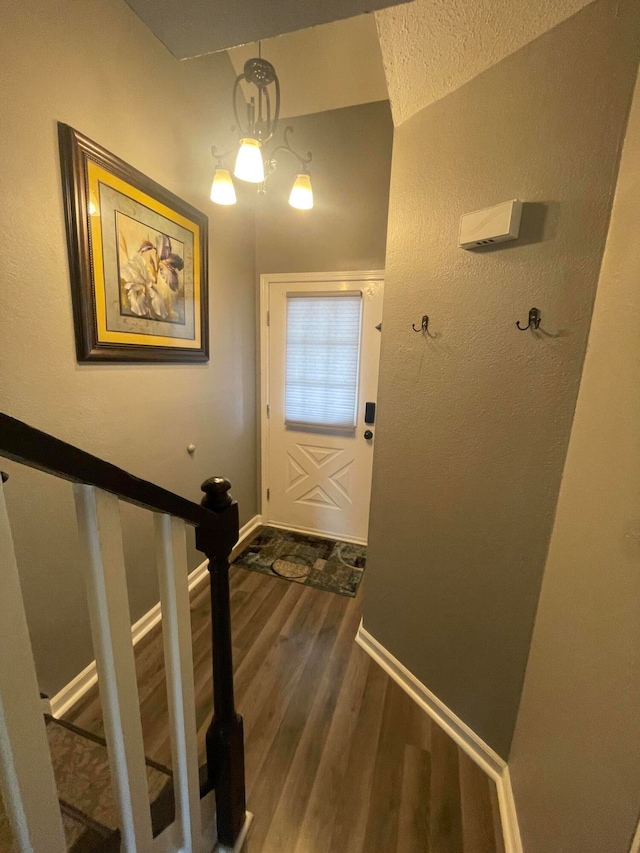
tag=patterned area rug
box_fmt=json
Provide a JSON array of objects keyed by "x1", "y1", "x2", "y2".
[{"x1": 233, "y1": 527, "x2": 366, "y2": 597}]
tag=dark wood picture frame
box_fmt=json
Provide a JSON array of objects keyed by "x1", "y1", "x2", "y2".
[{"x1": 59, "y1": 123, "x2": 209, "y2": 362}]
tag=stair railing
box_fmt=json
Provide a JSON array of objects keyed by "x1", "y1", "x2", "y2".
[{"x1": 0, "y1": 411, "x2": 247, "y2": 853}]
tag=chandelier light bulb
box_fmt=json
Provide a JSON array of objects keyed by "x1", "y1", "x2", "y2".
[
  {"x1": 210, "y1": 168, "x2": 237, "y2": 205},
  {"x1": 289, "y1": 172, "x2": 314, "y2": 210},
  {"x1": 234, "y1": 138, "x2": 265, "y2": 183}
]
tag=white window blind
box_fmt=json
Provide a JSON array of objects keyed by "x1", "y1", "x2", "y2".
[{"x1": 285, "y1": 292, "x2": 362, "y2": 429}]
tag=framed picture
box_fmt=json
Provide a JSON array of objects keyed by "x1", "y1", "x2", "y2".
[{"x1": 59, "y1": 123, "x2": 209, "y2": 362}]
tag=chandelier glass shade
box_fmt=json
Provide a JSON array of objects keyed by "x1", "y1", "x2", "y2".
[
  {"x1": 210, "y1": 54, "x2": 313, "y2": 209},
  {"x1": 210, "y1": 168, "x2": 237, "y2": 205},
  {"x1": 289, "y1": 172, "x2": 314, "y2": 210},
  {"x1": 234, "y1": 138, "x2": 265, "y2": 183}
]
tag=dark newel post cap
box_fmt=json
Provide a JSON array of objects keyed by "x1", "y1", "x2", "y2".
[
  {"x1": 1, "y1": 472, "x2": 8, "y2": 484},
  {"x1": 201, "y1": 477, "x2": 233, "y2": 511}
]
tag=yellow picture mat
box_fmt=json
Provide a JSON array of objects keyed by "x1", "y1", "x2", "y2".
[{"x1": 87, "y1": 161, "x2": 202, "y2": 349}]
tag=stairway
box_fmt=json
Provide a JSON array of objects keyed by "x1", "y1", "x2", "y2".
[{"x1": 0, "y1": 716, "x2": 175, "y2": 852}]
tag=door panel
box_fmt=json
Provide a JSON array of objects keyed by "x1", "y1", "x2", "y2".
[{"x1": 265, "y1": 277, "x2": 383, "y2": 543}]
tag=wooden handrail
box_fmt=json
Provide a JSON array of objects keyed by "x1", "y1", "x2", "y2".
[
  {"x1": 0, "y1": 410, "x2": 247, "y2": 847},
  {"x1": 0, "y1": 412, "x2": 219, "y2": 530}
]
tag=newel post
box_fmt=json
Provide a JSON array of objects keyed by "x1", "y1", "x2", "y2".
[{"x1": 195, "y1": 477, "x2": 246, "y2": 848}]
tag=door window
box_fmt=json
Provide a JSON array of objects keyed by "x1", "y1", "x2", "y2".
[{"x1": 285, "y1": 293, "x2": 362, "y2": 430}]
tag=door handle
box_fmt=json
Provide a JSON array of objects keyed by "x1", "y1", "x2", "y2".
[
  {"x1": 365, "y1": 402, "x2": 376, "y2": 425},
  {"x1": 364, "y1": 430, "x2": 373, "y2": 440}
]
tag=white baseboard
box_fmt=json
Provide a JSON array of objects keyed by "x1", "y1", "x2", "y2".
[
  {"x1": 50, "y1": 515, "x2": 263, "y2": 718},
  {"x1": 231, "y1": 515, "x2": 263, "y2": 560},
  {"x1": 355, "y1": 621, "x2": 523, "y2": 853},
  {"x1": 50, "y1": 657, "x2": 100, "y2": 719}
]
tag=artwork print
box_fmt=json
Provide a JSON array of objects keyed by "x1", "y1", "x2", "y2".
[
  {"x1": 59, "y1": 124, "x2": 209, "y2": 362},
  {"x1": 117, "y1": 214, "x2": 186, "y2": 324}
]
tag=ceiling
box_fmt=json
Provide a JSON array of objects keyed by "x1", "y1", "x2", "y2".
[
  {"x1": 125, "y1": 0, "x2": 598, "y2": 126},
  {"x1": 123, "y1": 0, "x2": 409, "y2": 59},
  {"x1": 227, "y1": 15, "x2": 388, "y2": 119},
  {"x1": 375, "y1": 0, "x2": 597, "y2": 125}
]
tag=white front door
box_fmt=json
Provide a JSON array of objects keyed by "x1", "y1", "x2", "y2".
[{"x1": 262, "y1": 273, "x2": 384, "y2": 544}]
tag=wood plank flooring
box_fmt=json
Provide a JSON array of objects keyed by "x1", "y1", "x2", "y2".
[{"x1": 65, "y1": 566, "x2": 504, "y2": 853}]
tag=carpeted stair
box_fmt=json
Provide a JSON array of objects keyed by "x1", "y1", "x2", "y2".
[{"x1": 0, "y1": 716, "x2": 175, "y2": 852}]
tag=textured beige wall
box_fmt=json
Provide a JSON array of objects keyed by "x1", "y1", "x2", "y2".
[
  {"x1": 255, "y1": 100, "x2": 393, "y2": 274},
  {"x1": 509, "y1": 66, "x2": 640, "y2": 853},
  {"x1": 375, "y1": 0, "x2": 596, "y2": 125},
  {"x1": 0, "y1": 0, "x2": 257, "y2": 696},
  {"x1": 363, "y1": 0, "x2": 640, "y2": 758}
]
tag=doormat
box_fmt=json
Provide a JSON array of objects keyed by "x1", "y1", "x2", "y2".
[{"x1": 233, "y1": 527, "x2": 366, "y2": 597}]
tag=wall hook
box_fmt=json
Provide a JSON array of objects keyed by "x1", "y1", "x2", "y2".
[
  {"x1": 412, "y1": 315, "x2": 429, "y2": 333},
  {"x1": 516, "y1": 307, "x2": 541, "y2": 331}
]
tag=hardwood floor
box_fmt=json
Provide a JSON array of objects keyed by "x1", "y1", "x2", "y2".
[{"x1": 65, "y1": 566, "x2": 504, "y2": 853}]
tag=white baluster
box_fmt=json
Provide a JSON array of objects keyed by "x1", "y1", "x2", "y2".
[
  {"x1": 154, "y1": 514, "x2": 201, "y2": 853},
  {"x1": 0, "y1": 478, "x2": 66, "y2": 853},
  {"x1": 74, "y1": 485, "x2": 153, "y2": 853}
]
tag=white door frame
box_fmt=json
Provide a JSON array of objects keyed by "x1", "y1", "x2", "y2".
[{"x1": 259, "y1": 270, "x2": 385, "y2": 534}]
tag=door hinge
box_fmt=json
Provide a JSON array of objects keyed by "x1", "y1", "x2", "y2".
[
  {"x1": 266, "y1": 404, "x2": 270, "y2": 418},
  {"x1": 266, "y1": 310, "x2": 270, "y2": 327},
  {"x1": 267, "y1": 488, "x2": 270, "y2": 500}
]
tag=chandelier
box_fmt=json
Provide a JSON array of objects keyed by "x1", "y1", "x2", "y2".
[{"x1": 210, "y1": 52, "x2": 314, "y2": 210}]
